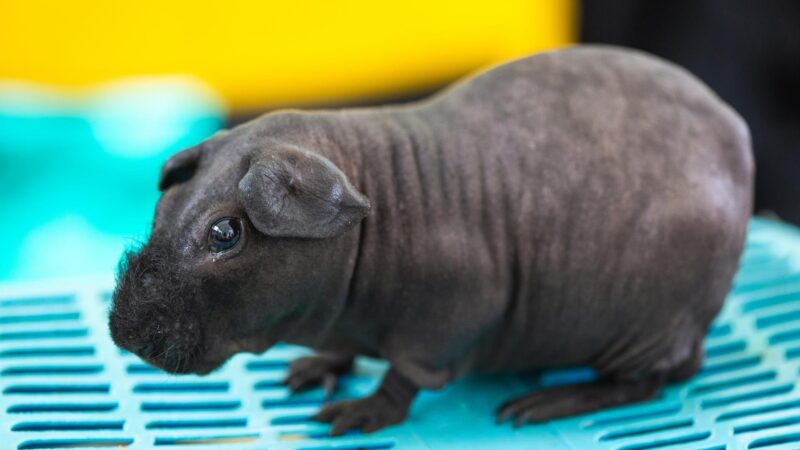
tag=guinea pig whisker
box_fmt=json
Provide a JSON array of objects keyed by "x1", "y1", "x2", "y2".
[
  {"x1": 151, "y1": 345, "x2": 169, "y2": 361},
  {"x1": 173, "y1": 353, "x2": 184, "y2": 373},
  {"x1": 161, "y1": 342, "x2": 176, "y2": 359}
]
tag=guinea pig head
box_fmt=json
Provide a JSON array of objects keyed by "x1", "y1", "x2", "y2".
[{"x1": 109, "y1": 134, "x2": 370, "y2": 374}]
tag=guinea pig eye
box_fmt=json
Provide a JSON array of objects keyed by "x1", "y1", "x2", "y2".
[{"x1": 208, "y1": 218, "x2": 242, "y2": 253}]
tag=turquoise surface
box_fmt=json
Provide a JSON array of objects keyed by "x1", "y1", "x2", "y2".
[
  {"x1": 0, "y1": 78, "x2": 225, "y2": 281},
  {"x1": 2, "y1": 217, "x2": 800, "y2": 449}
]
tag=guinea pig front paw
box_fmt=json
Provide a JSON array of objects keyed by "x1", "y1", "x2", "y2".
[
  {"x1": 313, "y1": 393, "x2": 409, "y2": 436},
  {"x1": 283, "y1": 353, "x2": 353, "y2": 394}
]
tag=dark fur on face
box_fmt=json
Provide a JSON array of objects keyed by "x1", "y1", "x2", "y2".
[{"x1": 109, "y1": 244, "x2": 204, "y2": 374}]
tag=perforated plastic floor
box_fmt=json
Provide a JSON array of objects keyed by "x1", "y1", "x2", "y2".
[{"x1": 3, "y1": 217, "x2": 800, "y2": 449}]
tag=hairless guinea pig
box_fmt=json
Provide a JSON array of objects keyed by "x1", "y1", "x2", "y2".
[{"x1": 109, "y1": 45, "x2": 753, "y2": 434}]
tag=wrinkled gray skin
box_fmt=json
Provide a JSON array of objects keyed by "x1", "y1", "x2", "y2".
[{"x1": 109, "y1": 46, "x2": 753, "y2": 434}]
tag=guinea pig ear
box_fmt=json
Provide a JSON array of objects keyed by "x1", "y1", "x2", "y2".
[
  {"x1": 158, "y1": 146, "x2": 201, "y2": 191},
  {"x1": 238, "y1": 148, "x2": 370, "y2": 238}
]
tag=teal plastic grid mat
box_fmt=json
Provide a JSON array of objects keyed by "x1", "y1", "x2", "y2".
[{"x1": 3, "y1": 217, "x2": 800, "y2": 449}]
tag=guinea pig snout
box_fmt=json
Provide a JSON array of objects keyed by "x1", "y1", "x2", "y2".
[
  {"x1": 110, "y1": 309, "x2": 204, "y2": 373},
  {"x1": 109, "y1": 246, "x2": 205, "y2": 373}
]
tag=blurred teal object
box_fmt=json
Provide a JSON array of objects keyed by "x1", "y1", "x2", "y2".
[{"x1": 0, "y1": 77, "x2": 226, "y2": 281}]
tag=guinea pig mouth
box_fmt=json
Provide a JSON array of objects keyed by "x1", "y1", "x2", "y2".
[
  {"x1": 139, "y1": 343, "x2": 201, "y2": 374},
  {"x1": 109, "y1": 317, "x2": 206, "y2": 374},
  {"x1": 143, "y1": 340, "x2": 244, "y2": 375},
  {"x1": 153, "y1": 350, "x2": 225, "y2": 375}
]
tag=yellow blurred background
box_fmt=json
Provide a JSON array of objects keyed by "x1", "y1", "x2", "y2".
[{"x1": 1, "y1": 0, "x2": 574, "y2": 111}]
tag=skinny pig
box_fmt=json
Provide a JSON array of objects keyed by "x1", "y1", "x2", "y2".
[{"x1": 109, "y1": 46, "x2": 753, "y2": 434}]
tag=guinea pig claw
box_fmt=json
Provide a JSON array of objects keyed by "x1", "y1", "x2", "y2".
[
  {"x1": 314, "y1": 393, "x2": 408, "y2": 436},
  {"x1": 284, "y1": 354, "x2": 353, "y2": 394},
  {"x1": 494, "y1": 406, "x2": 514, "y2": 425},
  {"x1": 323, "y1": 373, "x2": 337, "y2": 400},
  {"x1": 312, "y1": 403, "x2": 340, "y2": 423}
]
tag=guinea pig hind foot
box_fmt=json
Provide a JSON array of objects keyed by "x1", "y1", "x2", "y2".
[{"x1": 495, "y1": 377, "x2": 663, "y2": 427}]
